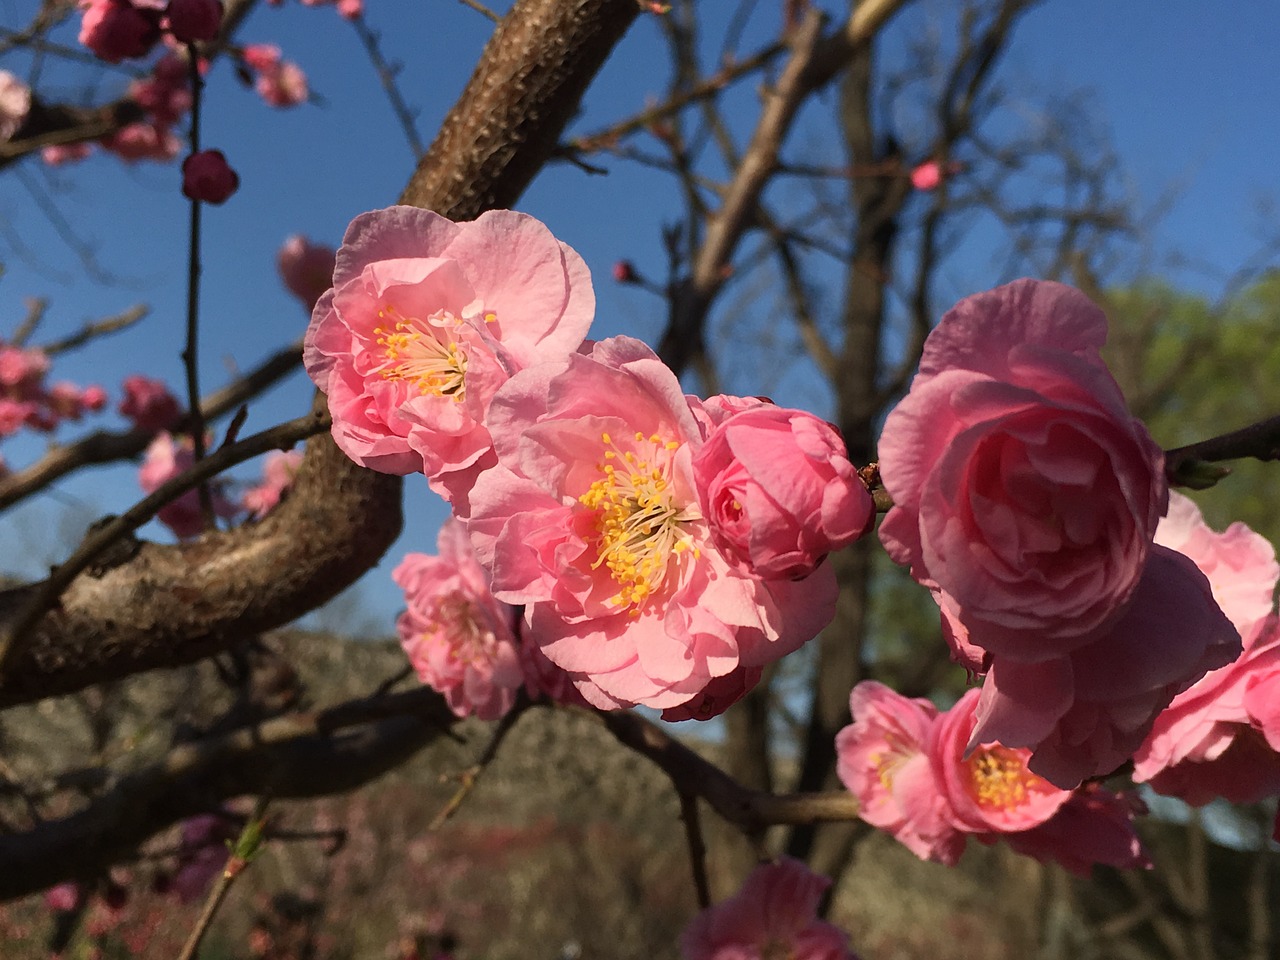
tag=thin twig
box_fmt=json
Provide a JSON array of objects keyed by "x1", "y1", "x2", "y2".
[
  {"x1": 183, "y1": 43, "x2": 214, "y2": 526},
  {"x1": 10, "y1": 297, "x2": 48, "y2": 346},
  {"x1": 176, "y1": 795, "x2": 270, "y2": 960},
  {"x1": 1165, "y1": 413, "x2": 1280, "y2": 485},
  {"x1": 454, "y1": 0, "x2": 500, "y2": 22},
  {"x1": 427, "y1": 698, "x2": 530, "y2": 831},
  {"x1": 349, "y1": 13, "x2": 425, "y2": 159},
  {"x1": 37, "y1": 305, "x2": 148, "y2": 356},
  {"x1": 679, "y1": 791, "x2": 712, "y2": 909},
  {"x1": 0, "y1": 409, "x2": 332, "y2": 679}
]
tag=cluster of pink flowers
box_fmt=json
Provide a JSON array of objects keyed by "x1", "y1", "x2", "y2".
[
  {"x1": 0, "y1": 344, "x2": 107, "y2": 452},
  {"x1": 877, "y1": 280, "x2": 1240, "y2": 787},
  {"x1": 241, "y1": 44, "x2": 309, "y2": 109},
  {"x1": 1132, "y1": 493, "x2": 1280, "y2": 809},
  {"x1": 680, "y1": 858, "x2": 858, "y2": 960},
  {"x1": 836, "y1": 681, "x2": 1149, "y2": 873},
  {"x1": 78, "y1": 0, "x2": 223, "y2": 64},
  {"x1": 306, "y1": 206, "x2": 875, "y2": 719}
]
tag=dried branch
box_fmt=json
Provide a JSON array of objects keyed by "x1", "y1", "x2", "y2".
[{"x1": 36, "y1": 304, "x2": 148, "y2": 356}]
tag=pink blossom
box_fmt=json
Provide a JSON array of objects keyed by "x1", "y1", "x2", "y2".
[
  {"x1": 878, "y1": 280, "x2": 1239, "y2": 786},
  {"x1": 42, "y1": 142, "x2": 94, "y2": 166},
  {"x1": 255, "y1": 59, "x2": 308, "y2": 108},
  {"x1": 0, "y1": 346, "x2": 49, "y2": 394},
  {"x1": 129, "y1": 55, "x2": 192, "y2": 127},
  {"x1": 241, "y1": 43, "x2": 280, "y2": 74},
  {"x1": 277, "y1": 235, "x2": 336, "y2": 311},
  {"x1": 167, "y1": 0, "x2": 223, "y2": 43},
  {"x1": 394, "y1": 519, "x2": 524, "y2": 721},
  {"x1": 1132, "y1": 495, "x2": 1280, "y2": 804},
  {"x1": 139, "y1": 431, "x2": 238, "y2": 538},
  {"x1": 44, "y1": 881, "x2": 84, "y2": 913},
  {"x1": 693, "y1": 404, "x2": 874, "y2": 579},
  {"x1": 241, "y1": 449, "x2": 304, "y2": 517},
  {"x1": 612, "y1": 260, "x2": 637, "y2": 283},
  {"x1": 836, "y1": 681, "x2": 959, "y2": 863},
  {"x1": 336, "y1": 0, "x2": 362, "y2": 17},
  {"x1": 182, "y1": 149, "x2": 239, "y2": 204},
  {"x1": 467, "y1": 337, "x2": 836, "y2": 716},
  {"x1": 47, "y1": 382, "x2": 92, "y2": 420},
  {"x1": 101, "y1": 121, "x2": 180, "y2": 163},
  {"x1": 119, "y1": 374, "x2": 181, "y2": 430},
  {"x1": 910, "y1": 160, "x2": 943, "y2": 191},
  {"x1": 81, "y1": 384, "x2": 109, "y2": 411},
  {"x1": 79, "y1": 0, "x2": 162, "y2": 63},
  {"x1": 681, "y1": 858, "x2": 857, "y2": 960},
  {"x1": 1003, "y1": 785, "x2": 1151, "y2": 875},
  {"x1": 0, "y1": 71, "x2": 31, "y2": 142},
  {"x1": 302, "y1": 205, "x2": 595, "y2": 505},
  {"x1": 0, "y1": 399, "x2": 33, "y2": 436}
]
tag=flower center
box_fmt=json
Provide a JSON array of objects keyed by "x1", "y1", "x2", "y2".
[
  {"x1": 426, "y1": 591, "x2": 496, "y2": 665},
  {"x1": 373, "y1": 304, "x2": 468, "y2": 400},
  {"x1": 966, "y1": 746, "x2": 1041, "y2": 810},
  {"x1": 578, "y1": 431, "x2": 699, "y2": 614}
]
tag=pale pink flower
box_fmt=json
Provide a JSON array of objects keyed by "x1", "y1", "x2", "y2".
[
  {"x1": 1132, "y1": 495, "x2": 1280, "y2": 804},
  {"x1": 467, "y1": 337, "x2": 836, "y2": 716},
  {"x1": 394, "y1": 519, "x2": 524, "y2": 721},
  {"x1": 182, "y1": 149, "x2": 239, "y2": 204},
  {"x1": 139, "y1": 431, "x2": 238, "y2": 538},
  {"x1": 0, "y1": 71, "x2": 30, "y2": 142},
  {"x1": 693, "y1": 404, "x2": 874, "y2": 579},
  {"x1": 101, "y1": 121, "x2": 181, "y2": 163},
  {"x1": 302, "y1": 205, "x2": 595, "y2": 507},
  {"x1": 241, "y1": 449, "x2": 304, "y2": 517},
  {"x1": 277, "y1": 235, "x2": 336, "y2": 311},
  {"x1": 835, "y1": 681, "x2": 959, "y2": 863},
  {"x1": 255, "y1": 59, "x2": 308, "y2": 108},
  {"x1": 79, "y1": 0, "x2": 162, "y2": 63},
  {"x1": 119, "y1": 374, "x2": 181, "y2": 430},
  {"x1": 680, "y1": 858, "x2": 857, "y2": 960},
  {"x1": 42, "y1": 142, "x2": 93, "y2": 166},
  {"x1": 166, "y1": 0, "x2": 223, "y2": 43},
  {"x1": 878, "y1": 280, "x2": 1239, "y2": 786}
]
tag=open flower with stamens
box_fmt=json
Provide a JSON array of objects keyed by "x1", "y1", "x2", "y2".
[
  {"x1": 303, "y1": 206, "x2": 594, "y2": 509},
  {"x1": 467, "y1": 336, "x2": 837, "y2": 716},
  {"x1": 394, "y1": 518, "x2": 524, "y2": 721}
]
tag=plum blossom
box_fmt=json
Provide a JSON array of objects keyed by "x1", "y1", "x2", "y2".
[
  {"x1": 139, "y1": 431, "x2": 238, "y2": 538},
  {"x1": 129, "y1": 54, "x2": 191, "y2": 127},
  {"x1": 467, "y1": 337, "x2": 837, "y2": 716},
  {"x1": 303, "y1": 205, "x2": 595, "y2": 507},
  {"x1": 242, "y1": 449, "x2": 304, "y2": 517},
  {"x1": 42, "y1": 143, "x2": 94, "y2": 166},
  {"x1": 680, "y1": 858, "x2": 857, "y2": 960},
  {"x1": 0, "y1": 71, "x2": 31, "y2": 142},
  {"x1": 79, "y1": 0, "x2": 162, "y2": 63},
  {"x1": 101, "y1": 121, "x2": 181, "y2": 163},
  {"x1": 394, "y1": 519, "x2": 524, "y2": 720},
  {"x1": 182, "y1": 149, "x2": 239, "y2": 204},
  {"x1": 1132, "y1": 493, "x2": 1280, "y2": 805},
  {"x1": 693, "y1": 404, "x2": 874, "y2": 579},
  {"x1": 877, "y1": 279, "x2": 1239, "y2": 786},
  {"x1": 837, "y1": 682, "x2": 1149, "y2": 874},
  {"x1": 119, "y1": 374, "x2": 182, "y2": 430},
  {"x1": 167, "y1": 0, "x2": 223, "y2": 43},
  {"x1": 277, "y1": 235, "x2": 337, "y2": 311}
]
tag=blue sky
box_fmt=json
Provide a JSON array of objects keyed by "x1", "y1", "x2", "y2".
[{"x1": 0, "y1": 0, "x2": 1277, "y2": 630}]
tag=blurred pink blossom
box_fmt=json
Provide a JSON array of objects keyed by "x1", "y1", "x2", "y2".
[
  {"x1": 42, "y1": 142, "x2": 94, "y2": 166},
  {"x1": 277, "y1": 235, "x2": 336, "y2": 311},
  {"x1": 394, "y1": 519, "x2": 524, "y2": 721},
  {"x1": 0, "y1": 70, "x2": 31, "y2": 142},
  {"x1": 242, "y1": 449, "x2": 304, "y2": 517},
  {"x1": 166, "y1": 0, "x2": 223, "y2": 43},
  {"x1": 0, "y1": 346, "x2": 49, "y2": 394},
  {"x1": 182, "y1": 149, "x2": 239, "y2": 204},
  {"x1": 680, "y1": 858, "x2": 857, "y2": 960},
  {"x1": 129, "y1": 54, "x2": 192, "y2": 127},
  {"x1": 101, "y1": 121, "x2": 181, "y2": 163},
  {"x1": 119, "y1": 374, "x2": 182, "y2": 431},
  {"x1": 138, "y1": 431, "x2": 239, "y2": 538},
  {"x1": 255, "y1": 59, "x2": 309, "y2": 108},
  {"x1": 79, "y1": 0, "x2": 162, "y2": 63}
]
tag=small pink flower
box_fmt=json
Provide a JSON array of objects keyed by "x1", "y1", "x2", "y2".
[
  {"x1": 119, "y1": 374, "x2": 181, "y2": 430},
  {"x1": 241, "y1": 449, "x2": 304, "y2": 517},
  {"x1": 909, "y1": 160, "x2": 942, "y2": 191},
  {"x1": 680, "y1": 858, "x2": 857, "y2": 960},
  {"x1": 0, "y1": 345, "x2": 49, "y2": 393},
  {"x1": 611, "y1": 260, "x2": 637, "y2": 283},
  {"x1": 693, "y1": 403, "x2": 874, "y2": 579},
  {"x1": 337, "y1": 0, "x2": 362, "y2": 18},
  {"x1": 47, "y1": 382, "x2": 90, "y2": 420},
  {"x1": 241, "y1": 43, "x2": 280, "y2": 73},
  {"x1": 80, "y1": 384, "x2": 109, "y2": 411},
  {"x1": 277, "y1": 235, "x2": 336, "y2": 311},
  {"x1": 182, "y1": 149, "x2": 239, "y2": 204},
  {"x1": 129, "y1": 55, "x2": 192, "y2": 127},
  {"x1": 467, "y1": 337, "x2": 837, "y2": 716},
  {"x1": 394, "y1": 519, "x2": 524, "y2": 721},
  {"x1": 255, "y1": 60, "x2": 308, "y2": 108},
  {"x1": 0, "y1": 398, "x2": 33, "y2": 436},
  {"x1": 302, "y1": 205, "x2": 595, "y2": 505},
  {"x1": 42, "y1": 142, "x2": 94, "y2": 166},
  {"x1": 0, "y1": 70, "x2": 31, "y2": 142},
  {"x1": 79, "y1": 0, "x2": 162, "y2": 63},
  {"x1": 101, "y1": 121, "x2": 181, "y2": 163},
  {"x1": 44, "y1": 881, "x2": 83, "y2": 913},
  {"x1": 166, "y1": 0, "x2": 223, "y2": 43},
  {"x1": 139, "y1": 431, "x2": 238, "y2": 538}
]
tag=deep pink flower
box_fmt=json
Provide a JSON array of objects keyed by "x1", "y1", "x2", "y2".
[
  {"x1": 910, "y1": 160, "x2": 943, "y2": 191},
  {"x1": 878, "y1": 280, "x2": 1239, "y2": 786},
  {"x1": 394, "y1": 519, "x2": 524, "y2": 721},
  {"x1": 139, "y1": 431, "x2": 238, "y2": 538},
  {"x1": 0, "y1": 70, "x2": 31, "y2": 142},
  {"x1": 167, "y1": 0, "x2": 223, "y2": 43},
  {"x1": 255, "y1": 60, "x2": 308, "y2": 108},
  {"x1": 0, "y1": 346, "x2": 49, "y2": 394},
  {"x1": 1003, "y1": 785, "x2": 1151, "y2": 875},
  {"x1": 467, "y1": 337, "x2": 837, "y2": 716},
  {"x1": 241, "y1": 449, "x2": 304, "y2": 518},
  {"x1": 119, "y1": 374, "x2": 181, "y2": 430},
  {"x1": 129, "y1": 55, "x2": 192, "y2": 127},
  {"x1": 80, "y1": 384, "x2": 109, "y2": 411},
  {"x1": 182, "y1": 149, "x2": 239, "y2": 204},
  {"x1": 302, "y1": 205, "x2": 595, "y2": 506},
  {"x1": 1133, "y1": 495, "x2": 1280, "y2": 804},
  {"x1": 101, "y1": 121, "x2": 180, "y2": 163},
  {"x1": 0, "y1": 399, "x2": 33, "y2": 436},
  {"x1": 693, "y1": 404, "x2": 874, "y2": 579},
  {"x1": 680, "y1": 858, "x2": 857, "y2": 960},
  {"x1": 241, "y1": 43, "x2": 280, "y2": 73},
  {"x1": 277, "y1": 235, "x2": 337, "y2": 311},
  {"x1": 79, "y1": 0, "x2": 162, "y2": 63},
  {"x1": 835, "y1": 681, "x2": 959, "y2": 863}
]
